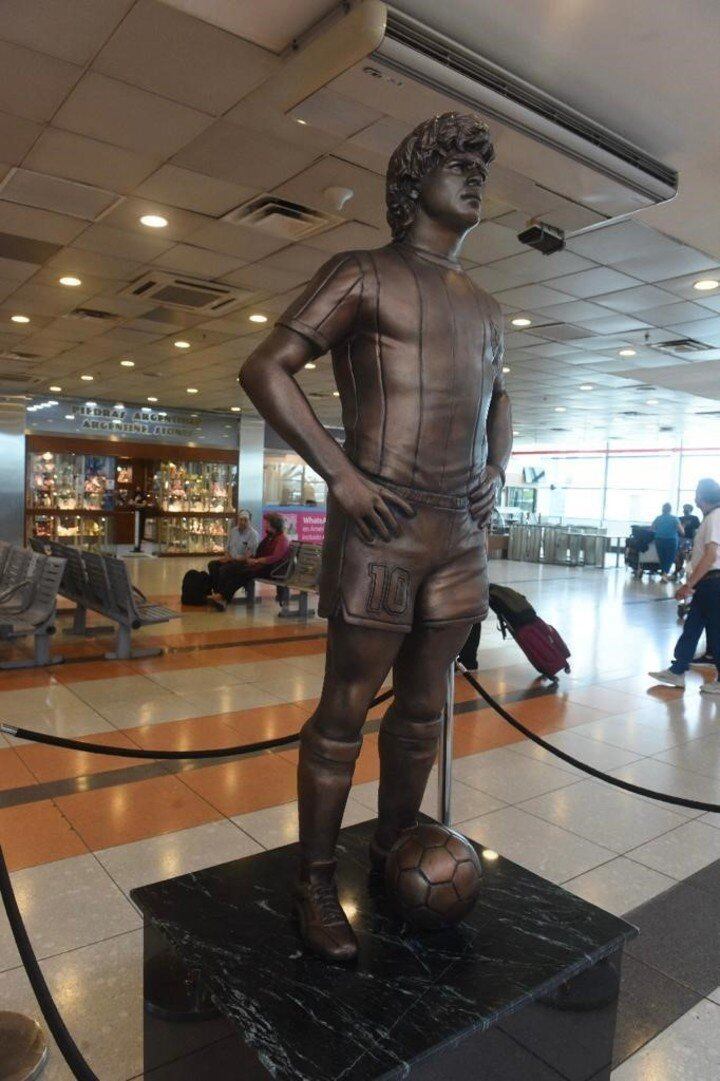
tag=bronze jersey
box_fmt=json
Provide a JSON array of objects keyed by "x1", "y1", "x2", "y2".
[{"x1": 277, "y1": 241, "x2": 505, "y2": 496}]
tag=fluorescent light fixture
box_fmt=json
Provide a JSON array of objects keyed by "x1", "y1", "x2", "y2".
[
  {"x1": 230, "y1": 406, "x2": 241, "y2": 412},
  {"x1": 49, "y1": 385, "x2": 62, "y2": 392},
  {"x1": 693, "y1": 278, "x2": 719, "y2": 291},
  {"x1": 120, "y1": 359, "x2": 135, "y2": 367},
  {"x1": 85, "y1": 400, "x2": 96, "y2": 407},
  {"x1": 174, "y1": 340, "x2": 190, "y2": 349},
  {"x1": 305, "y1": 362, "x2": 316, "y2": 370},
  {"x1": 80, "y1": 374, "x2": 94, "y2": 381},
  {"x1": 186, "y1": 387, "x2": 198, "y2": 394},
  {"x1": 11, "y1": 314, "x2": 30, "y2": 324},
  {"x1": 511, "y1": 317, "x2": 532, "y2": 327},
  {"x1": 332, "y1": 391, "x2": 340, "y2": 397},
  {"x1": 618, "y1": 348, "x2": 636, "y2": 357},
  {"x1": 140, "y1": 214, "x2": 168, "y2": 228},
  {"x1": 64, "y1": 414, "x2": 74, "y2": 420},
  {"x1": 554, "y1": 406, "x2": 566, "y2": 412},
  {"x1": 147, "y1": 396, "x2": 158, "y2": 403},
  {"x1": 249, "y1": 313, "x2": 268, "y2": 323},
  {"x1": 579, "y1": 383, "x2": 595, "y2": 390},
  {"x1": 502, "y1": 365, "x2": 510, "y2": 374},
  {"x1": 59, "y1": 276, "x2": 82, "y2": 287}
]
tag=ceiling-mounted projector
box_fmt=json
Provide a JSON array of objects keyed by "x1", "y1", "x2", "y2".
[{"x1": 263, "y1": 1, "x2": 678, "y2": 220}]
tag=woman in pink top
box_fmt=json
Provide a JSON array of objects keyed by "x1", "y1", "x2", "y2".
[{"x1": 208, "y1": 512, "x2": 290, "y2": 611}]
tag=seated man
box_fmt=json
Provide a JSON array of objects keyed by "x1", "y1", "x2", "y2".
[
  {"x1": 208, "y1": 509, "x2": 259, "y2": 594},
  {"x1": 208, "y1": 512, "x2": 290, "y2": 611}
]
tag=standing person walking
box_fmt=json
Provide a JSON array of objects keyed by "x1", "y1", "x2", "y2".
[
  {"x1": 652, "y1": 502, "x2": 684, "y2": 581},
  {"x1": 649, "y1": 478, "x2": 720, "y2": 693}
]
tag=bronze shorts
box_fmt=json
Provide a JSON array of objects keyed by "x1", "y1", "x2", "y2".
[{"x1": 318, "y1": 478, "x2": 488, "y2": 633}]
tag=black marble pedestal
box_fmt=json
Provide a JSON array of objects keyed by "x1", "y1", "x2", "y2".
[{"x1": 132, "y1": 818, "x2": 637, "y2": 1081}]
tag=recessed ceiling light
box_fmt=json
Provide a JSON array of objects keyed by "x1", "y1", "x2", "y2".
[
  {"x1": 174, "y1": 340, "x2": 190, "y2": 349},
  {"x1": 80, "y1": 374, "x2": 94, "y2": 381},
  {"x1": 147, "y1": 396, "x2": 158, "y2": 403},
  {"x1": 511, "y1": 317, "x2": 532, "y2": 327},
  {"x1": 230, "y1": 406, "x2": 241, "y2": 412},
  {"x1": 502, "y1": 365, "x2": 510, "y2": 374},
  {"x1": 618, "y1": 348, "x2": 636, "y2": 357},
  {"x1": 332, "y1": 391, "x2": 340, "y2": 397},
  {"x1": 693, "y1": 278, "x2": 720, "y2": 291},
  {"x1": 120, "y1": 359, "x2": 135, "y2": 367},
  {"x1": 64, "y1": 414, "x2": 73, "y2": 421},
  {"x1": 646, "y1": 398, "x2": 659, "y2": 405},
  {"x1": 49, "y1": 385, "x2": 62, "y2": 392},
  {"x1": 140, "y1": 214, "x2": 168, "y2": 229},
  {"x1": 305, "y1": 362, "x2": 316, "y2": 370},
  {"x1": 59, "y1": 275, "x2": 82, "y2": 287},
  {"x1": 186, "y1": 387, "x2": 198, "y2": 394},
  {"x1": 249, "y1": 313, "x2": 268, "y2": 323},
  {"x1": 85, "y1": 401, "x2": 96, "y2": 407},
  {"x1": 11, "y1": 314, "x2": 30, "y2": 324},
  {"x1": 482, "y1": 850, "x2": 499, "y2": 862},
  {"x1": 579, "y1": 383, "x2": 595, "y2": 391},
  {"x1": 296, "y1": 118, "x2": 307, "y2": 126},
  {"x1": 554, "y1": 406, "x2": 567, "y2": 412}
]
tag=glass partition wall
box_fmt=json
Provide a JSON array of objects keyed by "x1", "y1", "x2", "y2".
[{"x1": 507, "y1": 446, "x2": 720, "y2": 537}]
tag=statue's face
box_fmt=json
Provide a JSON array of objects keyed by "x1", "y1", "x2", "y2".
[{"x1": 416, "y1": 151, "x2": 486, "y2": 234}]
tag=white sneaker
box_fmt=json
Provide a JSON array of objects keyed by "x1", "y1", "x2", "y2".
[
  {"x1": 700, "y1": 681, "x2": 720, "y2": 696},
  {"x1": 648, "y1": 669, "x2": 686, "y2": 688}
]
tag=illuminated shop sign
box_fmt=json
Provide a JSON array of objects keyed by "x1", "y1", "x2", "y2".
[{"x1": 73, "y1": 404, "x2": 195, "y2": 439}]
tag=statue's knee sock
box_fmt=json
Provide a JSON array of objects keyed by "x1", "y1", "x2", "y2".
[
  {"x1": 297, "y1": 719, "x2": 362, "y2": 875},
  {"x1": 375, "y1": 706, "x2": 442, "y2": 851}
]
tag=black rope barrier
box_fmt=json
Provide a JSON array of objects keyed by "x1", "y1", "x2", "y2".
[
  {"x1": 458, "y1": 665, "x2": 720, "y2": 815},
  {"x1": 0, "y1": 687, "x2": 395, "y2": 762},
  {"x1": 0, "y1": 844, "x2": 98, "y2": 1080}
]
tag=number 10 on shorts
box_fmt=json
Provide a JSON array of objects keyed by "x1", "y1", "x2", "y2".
[{"x1": 366, "y1": 562, "x2": 410, "y2": 616}]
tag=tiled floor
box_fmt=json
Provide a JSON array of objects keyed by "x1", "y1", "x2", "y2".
[{"x1": 0, "y1": 555, "x2": 718, "y2": 1077}]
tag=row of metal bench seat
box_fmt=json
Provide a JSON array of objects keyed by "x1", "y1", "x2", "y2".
[
  {"x1": 248, "y1": 541, "x2": 322, "y2": 620},
  {"x1": 0, "y1": 541, "x2": 66, "y2": 668},
  {"x1": 29, "y1": 538, "x2": 178, "y2": 660}
]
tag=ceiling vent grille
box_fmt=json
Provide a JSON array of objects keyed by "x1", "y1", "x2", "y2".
[
  {"x1": 69, "y1": 307, "x2": 116, "y2": 321},
  {"x1": 120, "y1": 272, "x2": 246, "y2": 315},
  {"x1": 222, "y1": 195, "x2": 341, "y2": 241},
  {"x1": 656, "y1": 338, "x2": 713, "y2": 354}
]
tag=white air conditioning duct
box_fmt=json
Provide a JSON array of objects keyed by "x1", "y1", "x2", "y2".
[{"x1": 269, "y1": 1, "x2": 677, "y2": 219}]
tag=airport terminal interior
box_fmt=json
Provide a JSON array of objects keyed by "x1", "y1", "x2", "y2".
[{"x1": 1, "y1": 2, "x2": 720, "y2": 1079}]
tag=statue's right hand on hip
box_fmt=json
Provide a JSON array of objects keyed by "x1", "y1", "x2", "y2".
[{"x1": 330, "y1": 466, "x2": 415, "y2": 544}]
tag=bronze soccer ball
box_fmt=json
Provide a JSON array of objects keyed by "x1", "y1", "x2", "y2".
[{"x1": 385, "y1": 823, "x2": 483, "y2": 931}]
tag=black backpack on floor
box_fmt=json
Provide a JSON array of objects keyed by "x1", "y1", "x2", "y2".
[{"x1": 181, "y1": 569, "x2": 211, "y2": 605}]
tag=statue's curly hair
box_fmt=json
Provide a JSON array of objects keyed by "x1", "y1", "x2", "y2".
[{"x1": 386, "y1": 112, "x2": 494, "y2": 240}]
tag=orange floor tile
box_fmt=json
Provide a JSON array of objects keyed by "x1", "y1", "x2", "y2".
[
  {"x1": 0, "y1": 800, "x2": 89, "y2": 871},
  {"x1": 0, "y1": 747, "x2": 37, "y2": 791},
  {"x1": 178, "y1": 752, "x2": 298, "y2": 816},
  {"x1": 14, "y1": 730, "x2": 143, "y2": 784},
  {"x1": 54, "y1": 774, "x2": 221, "y2": 851},
  {"x1": 53, "y1": 659, "x2": 138, "y2": 684},
  {"x1": 125, "y1": 714, "x2": 255, "y2": 753},
  {"x1": 0, "y1": 670, "x2": 58, "y2": 691}
]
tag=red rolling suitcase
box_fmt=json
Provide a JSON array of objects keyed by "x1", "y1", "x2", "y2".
[{"x1": 489, "y1": 584, "x2": 571, "y2": 680}]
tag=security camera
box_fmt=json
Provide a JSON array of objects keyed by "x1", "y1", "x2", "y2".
[{"x1": 517, "y1": 222, "x2": 565, "y2": 255}]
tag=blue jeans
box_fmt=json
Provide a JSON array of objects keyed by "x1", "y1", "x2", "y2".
[
  {"x1": 670, "y1": 575, "x2": 720, "y2": 677},
  {"x1": 655, "y1": 537, "x2": 678, "y2": 574}
]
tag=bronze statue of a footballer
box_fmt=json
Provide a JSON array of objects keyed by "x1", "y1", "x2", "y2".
[{"x1": 240, "y1": 113, "x2": 512, "y2": 962}]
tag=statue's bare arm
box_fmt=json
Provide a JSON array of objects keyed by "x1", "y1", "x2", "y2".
[
  {"x1": 239, "y1": 327, "x2": 414, "y2": 543},
  {"x1": 469, "y1": 384, "x2": 513, "y2": 527}
]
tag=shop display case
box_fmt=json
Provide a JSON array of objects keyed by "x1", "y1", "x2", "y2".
[
  {"x1": 153, "y1": 460, "x2": 236, "y2": 513},
  {"x1": 155, "y1": 513, "x2": 235, "y2": 555},
  {"x1": 28, "y1": 511, "x2": 114, "y2": 552},
  {"x1": 26, "y1": 443, "x2": 238, "y2": 554}
]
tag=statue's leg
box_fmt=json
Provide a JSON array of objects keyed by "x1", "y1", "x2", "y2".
[
  {"x1": 294, "y1": 616, "x2": 404, "y2": 961},
  {"x1": 373, "y1": 620, "x2": 474, "y2": 862}
]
